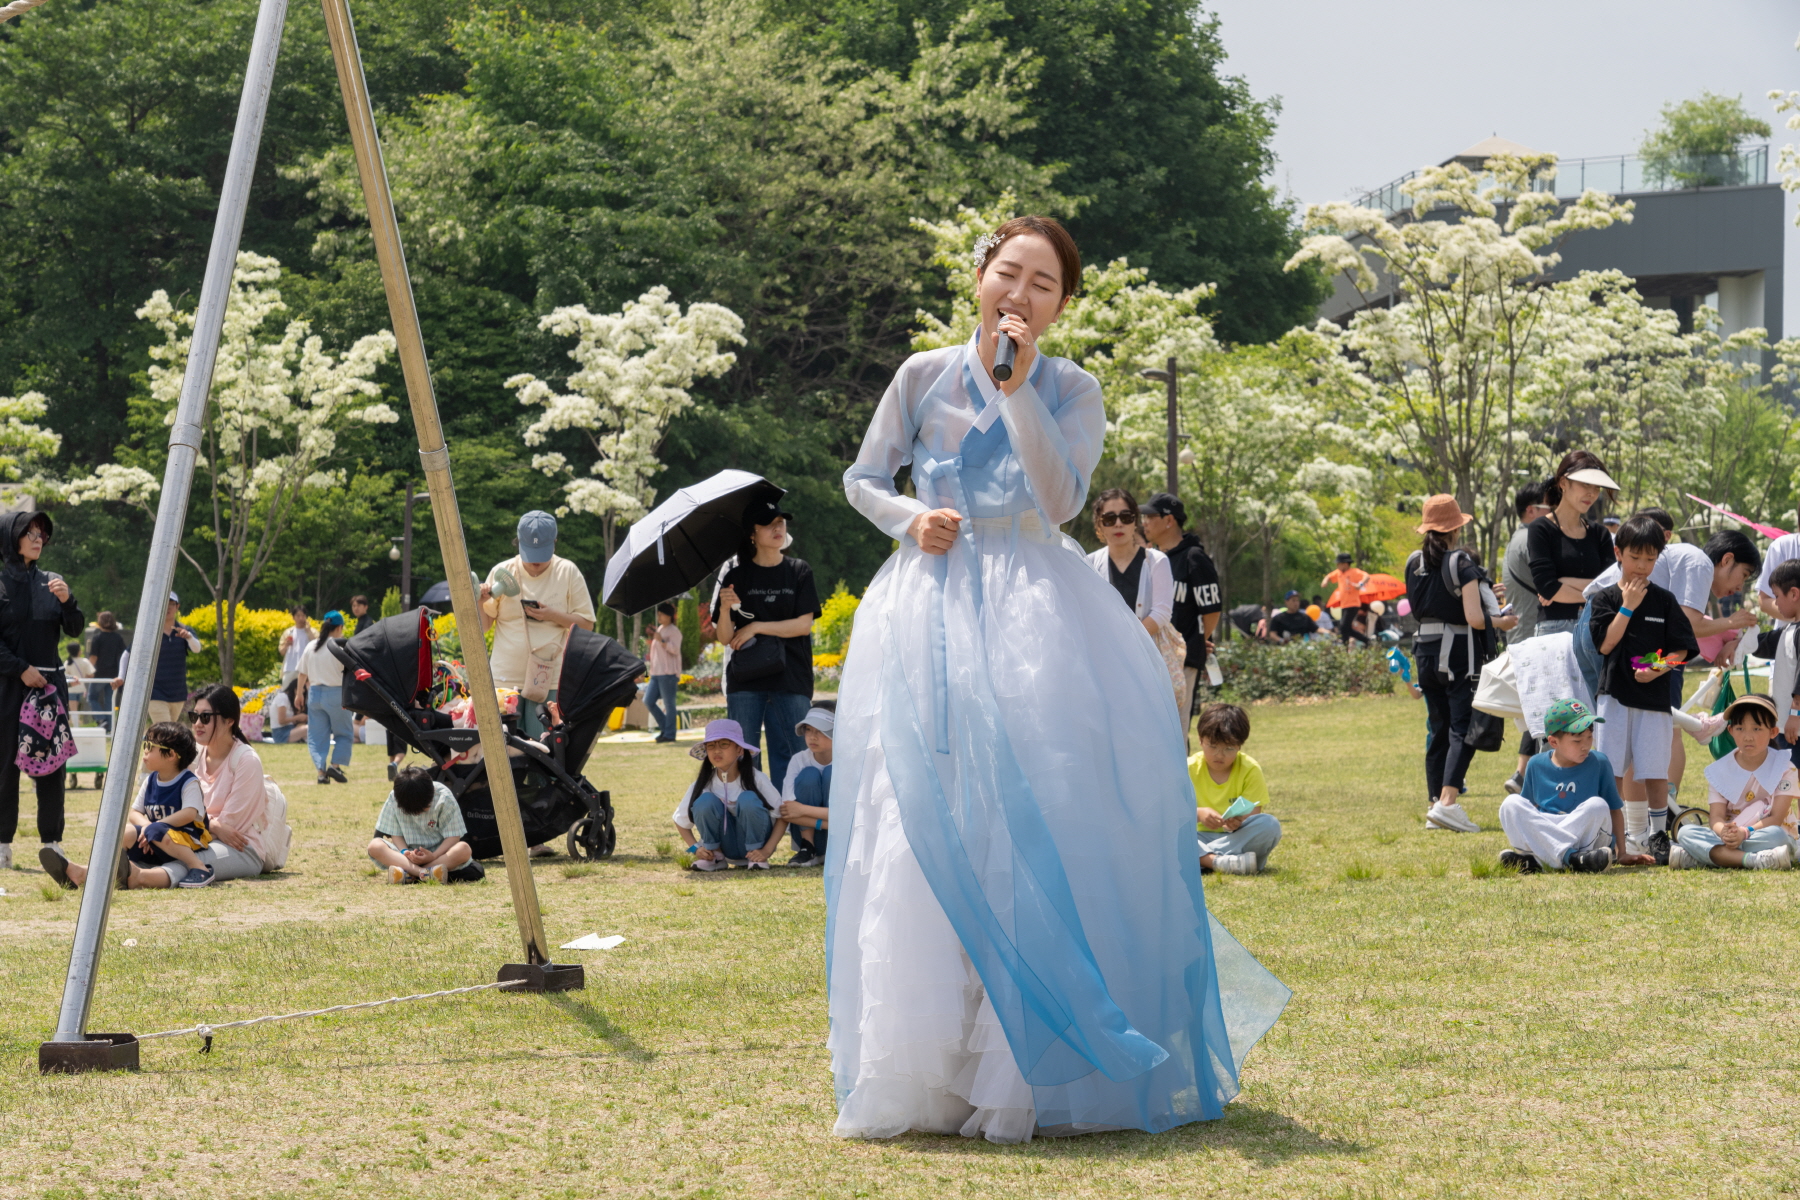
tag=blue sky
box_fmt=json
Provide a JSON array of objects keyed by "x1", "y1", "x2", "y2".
[{"x1": 1205, "y1": 0, "x2": 1799, "y2": 205}]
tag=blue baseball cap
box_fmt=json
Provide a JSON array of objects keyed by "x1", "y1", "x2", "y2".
[
  {"x1": 1284, "y1": 589, "x2": 1301, "y2": 601},
  {"x1": 518, "y1": 510, "x2": 558, "y2": 564}
]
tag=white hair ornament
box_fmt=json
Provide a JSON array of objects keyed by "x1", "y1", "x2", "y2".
[{"x1": 971, "y1": 232, "x2": 1002, "y2": 271}]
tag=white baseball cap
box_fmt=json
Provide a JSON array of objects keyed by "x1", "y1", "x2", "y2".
[{"x1": 795, "y1": 706, "x2": 835, "y2": 738}]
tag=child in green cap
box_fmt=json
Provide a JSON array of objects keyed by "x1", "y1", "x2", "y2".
[{"x1": 1495, "y1": 698, "x2": 1654, "y2": 873}]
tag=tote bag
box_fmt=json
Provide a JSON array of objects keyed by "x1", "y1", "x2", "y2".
[{"x1": 17, "y1": 684, "x2": 74, "y2": 777}]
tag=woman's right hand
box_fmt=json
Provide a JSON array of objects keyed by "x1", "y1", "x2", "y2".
[
  {"x1": 909, "y1": 509, "x2": 964, "y2": 555},
  {"x1": 20, "y1": 667, "x2": 45, "y2": 689}
]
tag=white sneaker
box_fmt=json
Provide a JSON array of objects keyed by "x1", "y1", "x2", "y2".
[
  {"x1": 1426, "y1": 801, "x2": 1480, "y2": 833},
  {"x1": 746, "y1": 860, "x2": 772, "y2": 871},
  {"x1": 1667, "y1": 843, "x2": 1697, "y2": 869},
  {"x1": 692, "y1": 858, "x2": 727, "y2": 872},
  {"x1": 0, "y1": 843, "x2": 11, "y2": 870},
  {"x1": 1748, "y1": 845, "x2": 1794, "y2": 871},
  {"x1": 1212, "y1": 853, "x2": 1259, "y2": 875}
]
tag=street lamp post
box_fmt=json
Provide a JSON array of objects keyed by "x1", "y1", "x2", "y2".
[
  {"x1": 1139, "y1": 357, "x2": 1181, "y2": 496},
  {"x1": 400, "y1": 485, "x2": 429, "y2": 608}
]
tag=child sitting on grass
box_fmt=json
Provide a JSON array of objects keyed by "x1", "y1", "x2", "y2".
[
  {"x1": 777, "y1": 703, "x2": 833, "y2": 867},
  {"x1": 1670, "y1": 693, "x2": 1797, "y2": 870},
  {"x1": 40, "y1": 722, "x2": 216, "y2": 890},
  {"x1": 1589, "y1": 514, "x2": 1699, "y2": 861},
  {"x1": 1496, "y1": 699, "x2": 1649, "y2": 873},
  {"x1": 367, "y1": 765, "x2": 482, "y2": 884},
  {"x1": 1188, "y1": 703, "x2": 1282, "y2": 875}
]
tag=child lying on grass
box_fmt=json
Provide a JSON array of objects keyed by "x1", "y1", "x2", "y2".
[
  {"x1": 1188, "y1": 703, "x2": 1282, "y2": 876},
  {"x1": 367, "y1": 766, "x2": 483, "y2": 884},
  {"x1": 1671, "y1": 693, "x2": 1797, "y2": 871},
  {"x1": 1496, "y1": 698, "x2": 1649, "y2": 873}
]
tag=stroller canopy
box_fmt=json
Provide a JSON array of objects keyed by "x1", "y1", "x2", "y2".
[
  {"x1": 558, "y1": 626, "x2": 646, "y2": 727},
  {"x1": 331, "y1": 608, "x2": 433, "y2": 704}
]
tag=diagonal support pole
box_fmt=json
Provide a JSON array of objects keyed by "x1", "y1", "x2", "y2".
[
  {"x1": 45, "y1": 0, "x2": 292, "y2": 1055},
  {"x1": 320, "y1": 0, "x2": 553, "y2": 967}
]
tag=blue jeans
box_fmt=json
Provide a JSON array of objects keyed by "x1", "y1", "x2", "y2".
[
  {"x1": 787, "y1": 763, "x2": 832, "y2": 854},
  {"x1": 691, "y1": 791, "x2": 775, "y2": 858},
  {"x1": 306, "y1": 685, "x2": 354, "y2": 769},
  {"x1": 644, "y1": 675, "x2": 679, "y2": 740},
  {"x1": 726, "y1": 690, "x2": 809, "y2": 792},
  {"x1": 1197, "y1": 812, "x2": 1284, "y2": 868},
  {"x1": 1676, "y1": 823, "x2": 1797, "y2": 866},
  {"x1": 85, "y1": 682, "x2": 114, "y2": 733}
]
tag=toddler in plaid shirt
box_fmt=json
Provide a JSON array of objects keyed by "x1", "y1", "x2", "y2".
[{"x1": 367, "y1": 766, "x2": 482, "y2": 884}]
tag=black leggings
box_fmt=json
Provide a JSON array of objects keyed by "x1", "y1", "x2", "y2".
[
  {"x1": 0, "y1": 760, "x2": 65, "y2": 844},
  {"x1": 1418, "y1": 652, "x2": 1477, "y2": 801}
]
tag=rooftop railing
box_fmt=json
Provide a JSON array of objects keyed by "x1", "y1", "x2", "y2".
[{"x1": 1353, "y1": 145, "x2": 1769, "y2": 216}]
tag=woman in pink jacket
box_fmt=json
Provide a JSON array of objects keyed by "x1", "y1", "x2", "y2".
[{"x1": 188, "y1": 683, "x2": 277, "y2": 880}]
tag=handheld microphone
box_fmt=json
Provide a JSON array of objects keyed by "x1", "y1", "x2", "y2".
[{"x1": 992, "y1": 330, "x2": 1016, "y2": 382}]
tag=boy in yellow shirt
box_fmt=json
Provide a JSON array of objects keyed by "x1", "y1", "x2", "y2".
[{"x1": 1188, "y1": 703, "x2": 1283, "y2": 875}]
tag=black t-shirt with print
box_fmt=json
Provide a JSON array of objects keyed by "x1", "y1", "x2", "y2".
[
  {"x1": 1527, "y1": 515, "x2": 1614, "y2": 622},
  {"x1": 713, "y1": 555, "x2": 822, "y2": 696},
  {"x1": 1267, "y1": 609, "x2": 1316, "y2": 640},
  {"x1": 1108, "y1": 548, "x2": 1145, "y2": 614},
  {"x1": 1166, "y1": 533, "x2": 1222, "y2": 667},
  {"x1": 1589, "y1": 580, "x2": 1700, "y2": 711}
]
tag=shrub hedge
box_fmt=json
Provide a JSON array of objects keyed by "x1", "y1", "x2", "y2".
[{"x1": 1213, "y1": 638, "x2": 1395, "y2": 703}]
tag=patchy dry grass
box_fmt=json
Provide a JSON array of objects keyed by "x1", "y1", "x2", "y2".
[{"x1": 5, "y1": 698, "x2": 1800, "y2": 1198}]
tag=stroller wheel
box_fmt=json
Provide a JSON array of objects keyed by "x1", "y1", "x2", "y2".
[
  {"x1": 566, "y1": 813, "x2": 617, "y2": 861},
  {"x1": 1672, "y1": 806, "x2": 1710, "y2": 830}
]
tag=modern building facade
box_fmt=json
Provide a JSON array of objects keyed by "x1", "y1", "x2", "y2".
[{"x1": 1320, "y1": 136, "x2": 1790, "y2": 348}]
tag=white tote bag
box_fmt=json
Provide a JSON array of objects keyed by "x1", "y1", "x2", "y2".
[{"x1": 1473, "y1": 650, "x2": 1523, "y2": 720}]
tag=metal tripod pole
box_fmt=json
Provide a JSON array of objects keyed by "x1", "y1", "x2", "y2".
[
  {"x1": 321, "y1": 0, "x2": 552, "y2": 967},
  {"x1": 47, "y1": 0, "x2": 291, "y2": 1049}
]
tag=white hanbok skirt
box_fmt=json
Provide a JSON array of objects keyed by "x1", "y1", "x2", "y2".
[{"x1": 825, "y1": 513, "x2": 1287, "y2": 1144}]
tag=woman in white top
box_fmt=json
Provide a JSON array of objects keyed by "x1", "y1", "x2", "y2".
[
  {"x1": 669, "y1": 719, "x2": 785, "y2": 871},
  {"x1": 266, "y1": 679, "x2": 307, "y2": 744},
  {"x1": 295, "y1": 610, "x2": 351, "y2": 785},
  {"x1": 1085, "y1": 488, "x2": 1181, "y2": 707}
]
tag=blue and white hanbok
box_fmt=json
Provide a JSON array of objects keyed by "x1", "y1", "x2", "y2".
[{"x1": 827, "y1": 332, "x2": 1289, "y2": 1143}]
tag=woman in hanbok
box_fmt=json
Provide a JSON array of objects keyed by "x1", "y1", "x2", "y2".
[{"x1": 827, "y1": 216, "x2": 1289, "y2": 1143}]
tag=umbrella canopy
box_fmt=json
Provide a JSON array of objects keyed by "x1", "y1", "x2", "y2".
[
  {"x1": 603, "y1": 469, "x2": 784, "y2": 613},
  {"x1": 1358, "y1": 573, "x2": 1407, "y2": 603},
  {"x1": 419, "y1": 579, "x2": 452, "y2": 606}
]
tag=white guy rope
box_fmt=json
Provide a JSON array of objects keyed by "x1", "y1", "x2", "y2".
[
  {"x1": 0, "y1": 0, "x2": 51, "y2": 22},
  {"x1": 136, "y1": 979, "x2": 526, "y2": 1048}
]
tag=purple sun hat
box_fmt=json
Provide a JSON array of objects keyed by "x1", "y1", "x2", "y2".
[{"x1": 689, "y1": 718, "x2": 760, "y2": 760}]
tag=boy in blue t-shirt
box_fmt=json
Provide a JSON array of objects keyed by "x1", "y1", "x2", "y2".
[{"x1": 1496, "y1": 699, "x2": 1656, "y2": 873}]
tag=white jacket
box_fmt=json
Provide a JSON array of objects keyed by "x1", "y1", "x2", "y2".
[{"x1": 1087, "y1": 546, "x2": 1173, "y2": 627}]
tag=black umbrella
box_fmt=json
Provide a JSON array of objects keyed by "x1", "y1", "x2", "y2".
[
  {"x1": 419, "y1": 579, "x2": 452, "y2": 606},
  {"x1": 601, "y1": 469, "x2": 784, "y2": 613}
]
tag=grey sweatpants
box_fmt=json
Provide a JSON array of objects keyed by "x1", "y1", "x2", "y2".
[{"x1": 1197, "y1": 812, "x2": 1283, "y2": 868}]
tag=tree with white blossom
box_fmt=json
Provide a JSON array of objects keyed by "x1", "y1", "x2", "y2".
[
  {"x1": 505, "y1": 286, "x2": 746, "y2": 570},
  {"x1": 0, "y1": 390, "x2": 63, "y2": 509},
  {"x1": 67, "y1": 252, "x2": 397, "y2": 682},
  {"x1": 1287, "y1": 153, "x2": 1633, "y2": 562}
]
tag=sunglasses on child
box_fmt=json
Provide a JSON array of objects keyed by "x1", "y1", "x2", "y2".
[{"x1": 1095, "y1": 511, "x2": 1136, "y2": 527}]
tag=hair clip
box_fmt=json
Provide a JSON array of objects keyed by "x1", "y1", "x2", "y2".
[{"x1": 971, "y1": 232, "x2": 1002, "y2": 271}]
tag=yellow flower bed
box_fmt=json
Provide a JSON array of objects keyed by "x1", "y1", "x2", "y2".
[
  {"x1": 180, "y1": 604, "x2": 303, "y2": 686},
  {"x1": 812, "y1": 652, "x2": 844, "y2": 669}
]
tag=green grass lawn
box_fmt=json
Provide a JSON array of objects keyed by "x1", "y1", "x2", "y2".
[{"x1": 5, "y1": 696, "x2": 1800, "y2": 1199}]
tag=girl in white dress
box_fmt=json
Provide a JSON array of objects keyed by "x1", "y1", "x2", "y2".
[{"x1": 828, "y1": 216, "x2": 1288, "y2": 1143}]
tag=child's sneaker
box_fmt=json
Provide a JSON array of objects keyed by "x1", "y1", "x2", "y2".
[
  {"x1": 1498, "y1": 849, "x2": 1540, "y2": 874},
  {"x1": 1748, "y1": 845, "x2": 1794, "y2": 871},
  {"x1": 1212, "y1": 853, "x2": 1259, "y2": 875},
  {"x1": 746, "y1": 860, "x2": 772, "y2": 871},
  {"x1": 177, "y1": 865, "x2": 216, "y2": 888},
  {"x1": 691, "y1": 858, "x2": 727, "y2": 872},
  {"x1": 1503, "y1": 773, "x2": 1523, "y2": 796},
  {"x1": 430, "y1": 863, "x2": 450, "y2": 884},
  {"x1": 1425, "y1": 801, "x2": 1479, "y2": 833},
  {"x1": 38, "y1": 844, "x2": 73, "y2": 889},
  {"x1": 1567, "y1": 848, "x2": 1612, "y2": 874},
  {"x1": 1668, "y1": 843, "x2": 1697, "y2": 869},
  {"x1": 386, "y1": 865, "x2": 410, "y2": 884},
  {"x1": 786, "y1": 848, "x2": 820, "y2": 867}
]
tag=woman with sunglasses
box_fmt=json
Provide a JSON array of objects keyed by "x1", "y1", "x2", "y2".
[
  {"x1": 1084, "y1": 489, "x2": 1173, "y2": 638},
  {"x1": 0, "y1": 510, "x2": 82, "y2": 873},
  {"x1": 186, "y1": 683, "x2": 276, "y2": 881}
]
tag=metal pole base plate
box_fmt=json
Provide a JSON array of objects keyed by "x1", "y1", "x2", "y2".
[
  {"x1": 39, "y1": 1033, "x2": 140, "y2": 1074},
  {"x1": 497, "y1": 962, "x2": 584, "y2": 993}
]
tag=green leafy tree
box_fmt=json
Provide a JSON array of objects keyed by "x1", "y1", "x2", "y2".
[{"x1": 1640, "y1": 92, "x2": 1772, "y2": 188}]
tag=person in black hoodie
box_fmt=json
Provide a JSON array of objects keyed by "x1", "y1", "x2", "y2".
[
  {"x1": 0, "y1": 510, "x2": 84, "y2": 872},
  {"x1": 1142, "y1": 493, "x2": 1222, "y2": 744}
]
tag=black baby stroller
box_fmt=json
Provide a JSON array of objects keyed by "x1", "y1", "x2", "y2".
[{"x1": 331, "y1": 608, "x2": 645, "y2": 860}]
